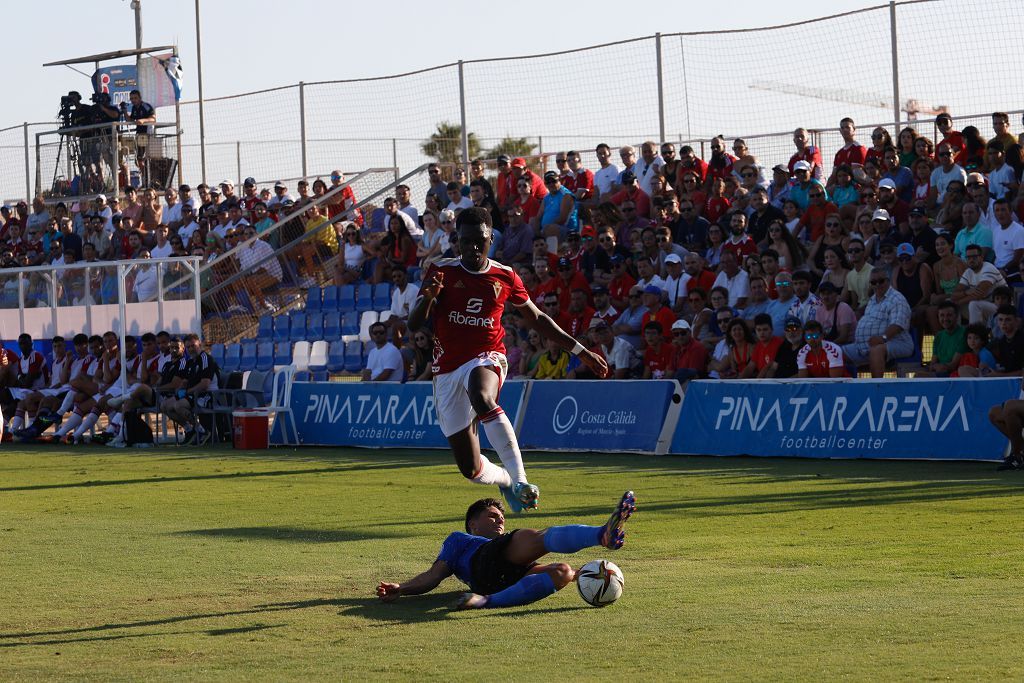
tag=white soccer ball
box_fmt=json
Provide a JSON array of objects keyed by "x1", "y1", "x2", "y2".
[{"x1": 576, "y1": 559, "x2": 624, "y2": 607}]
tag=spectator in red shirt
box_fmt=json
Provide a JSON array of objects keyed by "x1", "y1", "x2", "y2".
[
  {"x1": 677, "y1": 145, "x2": 709, "y2": 186},
  {"x1": 742, "y1": 313, "x2": 784, "y2": 378},
  {"x1": 515, "y1": 177, "x2": 543, "y2": 227},
  {"x1": 789, "y1": 127, "x2": 824, "y2": 180},
  {"x1": 541, "y1": 292, "x2": 571, "y2": 331},
  {"x1": 563, "y1": 288, "x2": 595, "y2": 339},
  {"x1": 607, "y1": 255, "x2": 637, "y2": 310},
  {"x1": 495, "y1": 155, "x2": 516, "y2": 210},
  {"x1": 796, "y1": 320, "x2": 847, "y2": 378},
  {"x1": 704, "y1": 177, "x2": 731, "y2": 226},
  {"x1": 799, "y1": 185, "x2": 839, "y2": 242},
  {"x1": 704, "y1": 136, "x2": 736, "y2": 191},
  {"x1": 511, "y1": 157, "x2": 547, "y2": 202},
  {"x1": 670, "y1": 319, "x2": 707, "y2": 383},
  {"x1": 721, "y1": 213, "x2": 759, "y2": 261},
  {"x1": 640, "y1": 285, "x2": 676, "y2": 344},
  {"x1": 565, "y1": 150, "x2": 595, "y2": 201},
  {"x1": 609, "y1": 171, "x2": 651, "y2": 218},
  {"x1": 550, "y1": 256, "x2": 591, "y2": 310},
  {"x1": 683, "y1": 252, "x2": 716, "y2": 295},
  {"x1": 936, "y1": 113, "x2": 965, "y2": 162},
  {"x1": 642, "y1": 321, "x2": 674, "y2": 379},
  {"x1": 828, "y1": 117, "x2": 868, "y2": 187}
]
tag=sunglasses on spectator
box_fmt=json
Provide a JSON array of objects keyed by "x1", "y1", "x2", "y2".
[
  {"x1": 847, "y1": 247, "x2": 864, "y2": 253},
  {"x1": 555, "y1": 158, "x2": 567, "y2": 164},
  {"x1": 717, "y1": 316, "x2": 732, "y2": 324},
  {"x1": 414, "y1": 335, "x2": 427, "y2": 342},
  {"x1": 672, "y1": 330, "x2": 689, "y2": 336},
  {"x1": 775, "y1": 280, "x2": 792, "y2": 287},
  {"x1": 809, "y1": 192, "x2": 824, "y2": 198},
  {"x1": 967, "y1": 183, "x2": 983, "y2": 188},
  {"x1": 804, "y1": 332, "x2": 821, "y2": 340},
  {"x1": 741, "y1": 172, "x2": 755, "y2": 178},
  {"x1": 785, "y1": 324, "x2": 802, "y2": 331},
  {"x1": 898, "y1": 255, "x2": 912, "y2": 261},
  {"x1": 629, "y1": 293, "x2": 641, "y2": 299},
  {"x1": 862, "y1": 192, "x2": 876, "y2": 198},
  {"x1": 938, "y1": 152, "x2": 952, "y2": 157},
  {"x1": 770, "y1": 226, "x2": 782, "y2": 232},
  {"x1": 622, "y1": 207, "x2": 636, "y2": 212},
  {"x1": 825, "y1": 221, "x2": 841, "y2": 227},
  {"x1": 599, "y1": 236, "x2": 613, "y2": 243},
  {"x1": 869, "y1": 278, "x2": 887, "y2": 285}
]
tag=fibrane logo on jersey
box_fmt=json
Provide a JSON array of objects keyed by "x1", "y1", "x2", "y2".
[
  {"x1": 671, "y1": 378, "x2": 1019, "y2": 460},
  {"x1": 447, "y1": 310, "x2": 495, "y2": 327}
]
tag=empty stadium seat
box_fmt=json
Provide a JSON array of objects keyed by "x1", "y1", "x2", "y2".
[
  {"x1": 256, "y1": 341, "x2": 275, "y2": 372},
  {"x1": 338, "y1": 284, "x2": 356, "y2": 313},
  {"x1": 327, "y1": 340, "x2": 345, "y2": 372},
  {"x1": 289, "y1": 312, "x2": 307, "y2": 341},
  {"x1": 292, "y1": 340, "x2": 311, "y2": 371},
  {"x1": 256, "y1": 316, "x2": 273, "y2": 342},
  {"x1": 323, "y1": 311, "x2": 342, "y2": 341},
  {"x1": 355, "y1": 284, "x2": 372, "y2": 311},
  {"x1": 239, "y1": 341, "x2": 257, "y2": 372},
  {"x1": 273, "y1": 315, "x2": 290, "y2": 343},
  {"x1": 293, "y1": 370, "x2": 311, "y2": 382},
  {"x1": 306, "y1": 312, "x2": 324, "y2": 340},
  {"x1": 210, "y1": 343, "x2": 226, "y2": 367},
  {"x1": 341, "y1": 311, "x2": 359, "y2": 337},
  {"x1": 321, "y1": 285, "x2": 339, "y2": 311},
  {"x1": 222, "y1": 344, "x2": 242, "y2": 373},
  {"x1": 358, "y1": 311, "x2": 379, "y2": 342},
  {"x1": 308, "y1": 340, "x2": 329, "y2": 372},
  {"x1": 274, "y1": 342, "x2": 291, "y2": 366},
  {"x1": 343, "y1": 341, "x2": 363, "y2": 373},
  {"x1": 306, "y1": 286, "x2": 322, "y2": 313},
  {"x1": 311, "y1": 370, "x2": 329, "y2": 383},
  {"x1": 373, "y1": 283, "x2": 391, "y2": 309}
]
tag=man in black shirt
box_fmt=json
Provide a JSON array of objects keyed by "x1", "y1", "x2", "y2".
[
  {"x1": 747, "y1": 187, "x2": 785, "y2": 245},
  {"x1": 989, "y1": 305, "x2": 1024, "y2": 375},
  {"x1": 160, "y1": 333, "x2": 220, "y2": 445},
  {"x1": 770, "y1": 316, "x2": 807, "y2": 378}
]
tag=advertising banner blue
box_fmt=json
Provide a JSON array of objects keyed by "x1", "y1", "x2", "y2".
[
  {"x1": 518, "y1": 380, "x2": 677, "y2": 453},
  {"x1": 92, "y1": 64, "x2": 138, "y2": 107},
  {"x1": 671, "y1": 378, "x2": 1020, "y2": 461},
  {"x1": 273, "y1": 380, "x2": 524, "y2": 448}
]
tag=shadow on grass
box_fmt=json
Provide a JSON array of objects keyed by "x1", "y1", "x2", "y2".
[
  {"x1": 0, "y1": 623, "x2": 285, "y2": 649},
  {"x1": 176, "y1": 526, "x2": 414, "y2": 543}
]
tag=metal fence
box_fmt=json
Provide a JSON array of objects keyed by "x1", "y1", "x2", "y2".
[{"x1": 0, "y1": 0, "x2": 1021, "y2": 202}]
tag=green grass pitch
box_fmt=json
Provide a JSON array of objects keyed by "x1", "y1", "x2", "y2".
[{"x1": 2, "y1": 446, "x2": 1023, "y2": 680}]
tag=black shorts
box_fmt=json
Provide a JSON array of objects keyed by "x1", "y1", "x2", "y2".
[{"x1": 468, "y1": 530, "x2": 533, "y2": 595}]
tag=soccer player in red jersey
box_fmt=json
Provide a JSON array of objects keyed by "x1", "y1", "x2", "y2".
[{"x1": 408, "y1": 208, "x2": 608, "y2": 512}]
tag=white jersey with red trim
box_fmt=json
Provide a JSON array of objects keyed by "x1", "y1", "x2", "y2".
[
  {"x1": 17, "y1": 350, "x2": 46, "y2": 390},
  {"x1": 425, "y1": 257, "x2": 530, "y2": 374},
  {"x1": 77, "y1": 354, "x2": 99, "y2": 380},
  {"x1": 47, "y1": 354, "x2": 70, "y2": 389},
  {"x1": 139, "y1": 354, "x2": 160, "y2": 383}
]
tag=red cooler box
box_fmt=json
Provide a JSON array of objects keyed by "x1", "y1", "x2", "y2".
[{"x1": 233, "y1": 408, "x2": 269, "y2": 449}]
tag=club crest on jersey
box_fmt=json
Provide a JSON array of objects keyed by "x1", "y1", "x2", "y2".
[
  {"x1": 454, "y1": 280, "x2": 466, "y2": 288},
  {"x1": 491, "y1": 281, "x2": 502, "y2": 297}
]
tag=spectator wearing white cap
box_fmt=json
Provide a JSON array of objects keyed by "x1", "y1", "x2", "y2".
[
  {"x1": 217, "y1": 180, "x2": 238, "y2": 212},
  {"x1": 876, "y1": 177, "x2": 910, "y2": 233},
  {"x1": 965, "y1": 173, "x2": 999, "y2": 231},
  {"x1": 663, "y1": 254, "x2": 690, "y2": 313},
  {"x1": 267, "y1": 181, "x2": 294, "y2": 213},
  {"x1": 880, "y1": 145, "x2": 914, "y2": 202},
  {"x1": 787, "y1": 160, "x2": 823, "y2": 211}
]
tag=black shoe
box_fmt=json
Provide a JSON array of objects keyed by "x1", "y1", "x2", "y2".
[
  {"x1": 996, "y1": 455, "x2": 1022, "y2": 471},
  {"x1": 91, "y1": 432, "x2": 115, "y2": 446},
  {"x1": 181, "y1": 429, "x2": 196, "y2": 445}
]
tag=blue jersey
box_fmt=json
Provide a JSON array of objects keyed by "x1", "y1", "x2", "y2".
[{"x1": 436, "y1": 532, "x2": 489, "y2": 585}]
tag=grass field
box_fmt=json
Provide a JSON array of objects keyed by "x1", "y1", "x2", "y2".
[{"x1": 2, "y1": 446, "x2": 1024, "y2": 681}]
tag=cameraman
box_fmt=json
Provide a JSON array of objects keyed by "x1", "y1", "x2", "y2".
[
  {"x1": 81, "y1": 92, "x2": 119, "y2": 183},
  {"x1": 126, "y1": 89, "x2": 156, "y2": 162}
]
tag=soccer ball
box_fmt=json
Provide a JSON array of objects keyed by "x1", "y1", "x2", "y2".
[{"x1": 576, "y1": 559, "x2": 624, "y2": 607}]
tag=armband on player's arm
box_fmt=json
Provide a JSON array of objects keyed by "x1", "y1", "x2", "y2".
[{"x1": 570, "y1": 342, "x2": 585, "y2": 356}]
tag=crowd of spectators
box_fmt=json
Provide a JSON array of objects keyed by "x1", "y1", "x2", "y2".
[
  {"x1": 363, "y1": 113, "x2": 1024, "y2": 383},
  {"x1": 5, "y1": 111, "x2": 1024, "y2": 385}
]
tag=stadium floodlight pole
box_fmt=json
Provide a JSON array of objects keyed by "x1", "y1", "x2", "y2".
[
  {"x1": 22, "y1": 122, "x2": 30, "y2": 203},
  {"x1": 458, "y1": 60, "x2": 469, "y2": 167},
  {"x1": 299, "y1": 82, "x2": 308, "y2": 177},
  {"x1": 131, "y1": 0, "x2": 143, "y2": 71},
  {"x1": 195, "y1": 0, "x2": 207, "y2": 184},
  {"x1": 116, "y1": 263, "x2": 128, "y2": 407},
  {"x1": 889, "y1": 0, "x2": 901, "y2": 133}
]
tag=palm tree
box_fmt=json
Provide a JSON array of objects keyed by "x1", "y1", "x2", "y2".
[
  {"x1": 421, "y1": 122, "x2": 480, "y2": 164},
  {"x1": 485, "y1": 136, "x2": 537, "y2": 160}
]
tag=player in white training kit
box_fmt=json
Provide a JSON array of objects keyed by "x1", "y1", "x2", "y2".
[{"x1": 407, "y1": 208, "x2": 608, "y2": 512}]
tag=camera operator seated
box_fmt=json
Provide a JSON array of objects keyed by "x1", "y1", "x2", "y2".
[{"x1": 126, "y1": 89, "x2": 156, "y2": 161}]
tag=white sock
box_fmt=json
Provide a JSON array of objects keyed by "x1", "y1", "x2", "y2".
[
  {"x1": 57, "y1": 392, "x2": 75, "y2": 415},
  {"x1": 480, "y1": 408, "x2": 527, "y2": 484},
  {"x1": 54, "y1": 412, "x2": 83, "y2": 437},
  {"x1": 470, "y1": 454, "x2": 513, "y2": 488},
  {"x1": 73, "y1": 412, "x2": 100, "y2": 438}
]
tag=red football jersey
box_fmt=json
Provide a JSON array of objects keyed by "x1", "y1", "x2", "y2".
[{"x1": 426, "y1": 258, "x2": 530, "y2": 374}]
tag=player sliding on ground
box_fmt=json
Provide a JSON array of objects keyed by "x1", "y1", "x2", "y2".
[
  {"x1": 377, "y1": 490, "x2": 635, "y2": 609},
  {"x1": 407, "y1": 207, "x2": 608, "y2": 512}
]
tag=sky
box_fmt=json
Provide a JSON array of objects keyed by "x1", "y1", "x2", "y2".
[{"x1": 3, "y1": 0, "x2": 878, "y2": 127}]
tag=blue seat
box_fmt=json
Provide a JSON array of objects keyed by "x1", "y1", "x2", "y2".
[
  {"x1": 338, "y1": 285, "x2": 356, "y2": 313},
  {"x1": 210, "y1": 343, "x2": 226, "y2": 367},
  {"x1": 355, "y1": 284, "x2": 372, "y2": 311},
  {"x1": 322, "y1": 286, "x2": 339, "y2": 312},
  {"x1": 373, "y1": 283, "x2": 391, "y2": 309},
  {"x1": 256, "y1": 315, "x2": 273, "y2": 342},
  {"x1": 341, "y1": 311, "x2": 359, "y2": 337},
  {"x1": 306, "y1": 312, "x2": 324, "y2": 340},
  {"x1": 256, "y1": 342, "x2": 274, "y2": 372},
  {"x1": 293, "y1": 370, "x2": 311, "y2": 382},
  {"x1": 222, "y1": 344, "x2": 242, "y2": 373},
  {"x1": 273, "y1": 315, "x2": 290, "y2": 343},
  {"x1": 323, "y1": 311, "x2": 342, "y2": 341},
  {"x1": 343, "y1": 341, "x2": 363, "y2": 373},
  {"x1": 274, "y1": 342, "x2": 291, "y2": 365},
  {"x1": 407, "y1": 267, "x2": 422, "y2": 283},
  {"x1": 289, "y1": 312, "x2": 307, "y2": 341},
  {"x1": 306, "y1": 286, "x2": 322, "y2": 313},
  {"x1": 311, "y1": 370, "x2": 329, "y2": 382},
  {"x1": 327, "y1": 340, "x2": 345, "y2": 372},
  {"x1": 239, "y1": 341, "x2": 257, "y2": 372}
]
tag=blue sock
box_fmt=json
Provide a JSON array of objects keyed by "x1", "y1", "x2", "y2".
[
  {"x1": 542, "y1": 524, "x2": 602, "y2": 554},
  {"x1": 484, "y1": 572, "x2": 556, "y2": 608}
]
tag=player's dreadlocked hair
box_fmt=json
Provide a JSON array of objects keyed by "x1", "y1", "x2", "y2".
[{"x1": 465, "y1": 498, "x2": 504, "y2": 533}]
